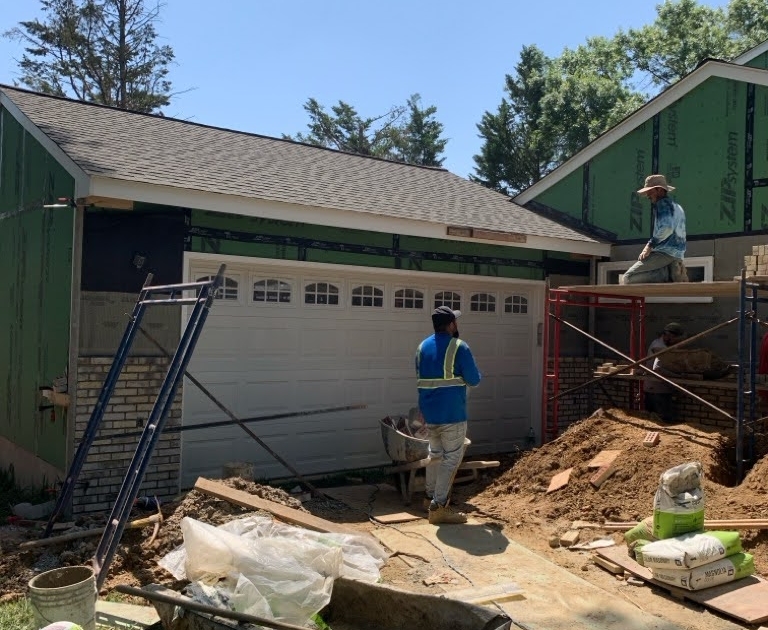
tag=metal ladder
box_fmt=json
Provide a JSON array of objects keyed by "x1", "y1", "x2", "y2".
[{"x1": 43, "y1": 265, "x2": 225, "y2": 589}]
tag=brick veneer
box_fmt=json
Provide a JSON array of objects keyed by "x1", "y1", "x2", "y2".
[
  {"x1": 547, "y1": 356, "x2": 742, "y2": 436},
  {"x1": 72, "y1": 357, "x2": 182, "y2": 514}
]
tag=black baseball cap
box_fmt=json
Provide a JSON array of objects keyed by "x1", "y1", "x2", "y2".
[
  {"x1": 663, "y1": 322, "x2": 684, "y2": 336},
  {"x1": 432, "y1": 306, "x2": 461, "y2": 325}
]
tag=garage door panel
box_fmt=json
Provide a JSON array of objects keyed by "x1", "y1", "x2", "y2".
[
  {"x1": 240, "y1": 381, "x2": 294, "y2": 415},
  {"x1": 245, "y1": 329, "x2": 300, "y2": 356},
  {"x1": 343, "y1": 378, "x2": 385, "y2": 406},
  {"x1": 183, "y1": 382, "x2": 239, "y2": 420},
  {"x1": 346, "y1": 330, "x2": 386, "y2": 357},
  {"x1": 300, "y1": 329, "x2": 341, "y2": 357},
  {"x1": 182, "y1": 260, "x2": 541, "y2": 487}
]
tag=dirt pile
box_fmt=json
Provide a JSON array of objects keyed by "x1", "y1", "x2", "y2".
[
  {"x1": 468, "y1": 408, "x2": 768, "y2": 574},
  {"x1": 0, "y1": 478, "x2": 305, "y2": 600}
]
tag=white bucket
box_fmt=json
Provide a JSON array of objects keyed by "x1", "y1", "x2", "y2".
[{"x1": 28, "y1": 566, "x2": 97, "y2": 630}]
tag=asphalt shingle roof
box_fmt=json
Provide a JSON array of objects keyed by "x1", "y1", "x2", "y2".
[{"x1": 1, "y1": 86, "x2": 597, "y2": 244}]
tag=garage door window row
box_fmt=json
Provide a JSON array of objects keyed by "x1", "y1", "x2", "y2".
[{"x1": 194, "y1": 271, "x2": 528, "y2": 314}]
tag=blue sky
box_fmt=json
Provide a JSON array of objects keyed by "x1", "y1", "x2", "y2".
[{"x1": 1, "y1": 0, "x2": 728, "y2": 179}]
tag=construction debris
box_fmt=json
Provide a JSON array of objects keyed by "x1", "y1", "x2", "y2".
[
  {"x1": 643, "y1": 431, "x2": 660, "y2": 447},
  {"x1": 559, "y1": 530, "x2": 581, "y2": 547},
  {"x1": 546, "y1": 467, "x2": 573, "y2": 493}
]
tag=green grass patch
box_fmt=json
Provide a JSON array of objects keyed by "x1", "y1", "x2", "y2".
[
  {"x1": 0, "y1": 466, "x2": 51, "y2": 520},
  {"x1": 0, "y1": 598, "x2": 34, "y2": 630}
]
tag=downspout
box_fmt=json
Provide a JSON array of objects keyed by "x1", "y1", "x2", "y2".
[{"x1": 65, "y1": 201, "x2": 85, "y2": 488}]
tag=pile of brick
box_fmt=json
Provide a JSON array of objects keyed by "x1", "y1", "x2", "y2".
[{"x1": 742, "y1": 244, "x2": 768, "y2": 277}]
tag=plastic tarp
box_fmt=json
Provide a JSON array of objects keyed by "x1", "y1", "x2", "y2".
[{"x1": 159, "y1": 515, "x2": 388, "y2": 626}]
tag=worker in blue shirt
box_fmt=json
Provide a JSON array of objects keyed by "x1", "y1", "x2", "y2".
[
  {"x1": 622, "y1": 174, "x2": 688, "y2": 284},
  {"x1": 415, "y1": 306, "x2": 481, "y2": 524}
]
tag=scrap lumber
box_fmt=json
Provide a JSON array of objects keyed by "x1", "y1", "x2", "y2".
[
  {"x1": 441, "y1": 582, "x2": 524, "y2": 605},
  {"x1": 587, "y1": 450, "x2": 622, "y2": 469},
  {"x1": 593, "y1": 555, "x2": 624, "y2": 574},
  {"x1": 603, "y1": 518, "x2": 768, "y2": 531},
  {"x1": 559, "y1": 530, "x2": 581, "y2": 547},
  {"x1": 546, "y1": 468, "x2": 573, "y2": 494},
  {"x1": 194, "y1": 477, "x2": 359, "y2": 535},
  {"x1": 596, "y1": 545, "x2": 768, "y2": 625},
  {"x1": 18, "y1": 513, "x2": 161, "y2": 549}
]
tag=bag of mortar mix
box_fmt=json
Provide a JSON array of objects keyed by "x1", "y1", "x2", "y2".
[
  {"x1": 653, "y1": 462, "x2": 705, "y2": 539},
  {"x1": 635, "y1": 531, "x2": 742, "y2": 569},
  {"x1": 625, "y1": 516, "x2": 656, "y2": 549},
  {"x1": 651, "y1": 553, "x2": 754, "y2": 591}
]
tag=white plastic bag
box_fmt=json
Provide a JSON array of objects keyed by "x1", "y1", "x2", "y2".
[{"x1": 158, "y1": 516, "x2": 389, "y2": 626}]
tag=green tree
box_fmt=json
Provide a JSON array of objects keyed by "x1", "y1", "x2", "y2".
[
  {"x1": 473, "y1": 46, "x2": 553, "y2": 194},
  {"x1": 288, "y1": 94, "x2": 448, "y2": 166},
  {"x1": 619, "y1": 0, "x2": 768, "y2": 89},
  {"x1": 391, "y1": 94, "x2": 447, "y2": 167},
  {"x1": 473, "y1": 40, "x2": 642, "y2": 195},
  {"x1": 5, "y1": 0, "x2": 175, "y2": 113}
]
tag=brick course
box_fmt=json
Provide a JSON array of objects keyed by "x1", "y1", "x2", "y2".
[
  {"x1": 72, "y1": 357, "x2": 182, "y2": 514},
  {"x1": 546, "y1": 356, "x2": 741, "y2": 436}
]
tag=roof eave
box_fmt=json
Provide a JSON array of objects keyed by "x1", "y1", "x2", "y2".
[
  {"x1": 0, "y1": 90, "x2": 91, "y2": 198},
  {"x1": 90, "y1": 175, "x2": 610, "y2": 257}
]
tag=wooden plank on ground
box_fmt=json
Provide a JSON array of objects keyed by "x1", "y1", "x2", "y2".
[
  {"x1": 194, "y1": 477, "x2": 360, "y2": 535},
  {"x1": 441, "y1": 581, "x2": 524, "y2": 605},
  {"x1": 596, "y1": 545, "x2": 768, "y2": 624},
  {"x1": 546, "y1": 468, "x2": 573, "y2": 494},
  {"x1": 587, "y1": 450, "x2": 622, "y2": 469}
]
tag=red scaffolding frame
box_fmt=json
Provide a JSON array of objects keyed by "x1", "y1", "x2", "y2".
[{"x1": 541, "y1": 289, "x2": 646, "y2": 443}]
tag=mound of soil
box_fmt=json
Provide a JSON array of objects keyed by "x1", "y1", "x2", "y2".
[{"x1": 468, "y1": 408, "x2": 768, "y2": 574}]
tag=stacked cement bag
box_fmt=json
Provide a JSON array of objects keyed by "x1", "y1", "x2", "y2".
[
  {"x1": 635, "y1": 532, "x2": 754, "y2": 591},
  {"x1": 625, "y1": 461, "x2": 755, "y2": 590}
]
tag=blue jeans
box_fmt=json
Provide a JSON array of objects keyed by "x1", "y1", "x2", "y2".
[
  {"x1": 622, "y1": 251, "x2": 675, "y2": 284},
  {"x1": 425, "y1": 422, "x2": 467, "y2": 506}
]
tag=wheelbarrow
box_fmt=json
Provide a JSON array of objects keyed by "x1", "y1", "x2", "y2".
[{"x1": 379, "y1": 415, "x2": 500, "y2": 505}]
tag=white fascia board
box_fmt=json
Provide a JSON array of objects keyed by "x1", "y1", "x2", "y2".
[
  {"x1": 515, "y1": 62, "x2": 768, "y2": 205},
  {"x1": 0, "y1": 92, "x2": 90, "y2": 198},
  {"x1": 734, "y1": 41, "x2": 768, "y2": 65},
  {"x1": 89, "y1": 176, "x2": 610, "y2": 257}
]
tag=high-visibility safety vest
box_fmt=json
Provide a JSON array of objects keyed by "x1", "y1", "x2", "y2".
[{"x1": 416, "y1": 337, "x2": 467, "y2": 389}]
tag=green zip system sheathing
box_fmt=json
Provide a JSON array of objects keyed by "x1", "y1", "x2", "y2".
[
  {"x1": 0, "y1": 106, "x2": 74, "y2": 470},
  {"x1": 188, "y1": 210, "x2": 546, "y2": 280},
  {"x1": 530, "y1": 76, "x2": 768, "y2": 242},
  {"x1": 746, "y1": 51, "x2": 768, "y2": 70}
]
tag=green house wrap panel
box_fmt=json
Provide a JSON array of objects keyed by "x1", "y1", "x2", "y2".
[
  {"x1": 529, "y1": 75, "x2": 758, "y2": 242},
  {"x1": 589, "y1": 123, "x2": 654, "y2": 240},
  {"x1": 745, "y1": 51, "x2": 768, "y2": 70},
  {"x1": 0, "y1": 107, "x2": 74, "y2": 470},
  {"x1": 534, "y1": 167, "x2": 583, "y2": 221},
  {"x1": 190, "y1": 210, "x2": 544, "y2": 280},
  {"x1": 658, "y1": 78, "x2": 745, "y2": 235},
  {"x1": 753, "y1": 186, "x2": 768, "y2": 231}
]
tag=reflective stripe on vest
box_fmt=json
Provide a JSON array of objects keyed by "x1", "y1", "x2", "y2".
[{"x1": 416, "y1": 338, "x2": 466, "y2": 389}]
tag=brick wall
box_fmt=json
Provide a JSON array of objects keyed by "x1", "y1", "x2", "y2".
[
  {"x1": 72, "y1": 357, "x2": 182, "y2": 514},
  {"x1": 546, "y1": 356, "x2": 745, "y2": 436}
]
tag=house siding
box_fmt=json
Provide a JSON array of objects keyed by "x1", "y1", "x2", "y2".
[
  {"x1": 527, "y1": 76, "x2": 767, "y2": 242},
  {"x1": 0, "y1": 106, "x2": 74, "y2": 472}
]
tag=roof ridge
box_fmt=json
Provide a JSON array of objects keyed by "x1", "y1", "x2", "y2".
[{"x1": 0, "y1": 83, "x2": 448, "y2": 173}]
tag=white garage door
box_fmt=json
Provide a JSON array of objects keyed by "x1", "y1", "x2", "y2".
[{"x1": 180, "y1": 256, "x2": 542, "y2": 488}]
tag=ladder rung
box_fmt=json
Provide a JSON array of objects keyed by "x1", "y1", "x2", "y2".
[{"x1": 140, "y1": 297, "x2": 203, "y2": 306}]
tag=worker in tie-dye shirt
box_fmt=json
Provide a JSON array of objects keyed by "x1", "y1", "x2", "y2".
[{"x1": 622, "y1": 174, "x2": 688, "y2": 284}]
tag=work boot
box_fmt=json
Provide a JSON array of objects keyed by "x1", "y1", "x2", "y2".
[
  {"x1": 670, "y1": 260, "x2": 689, "y2": 282},
  {"x1": 428, "y1": 503, "x2": 467, "y2": 525}
]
